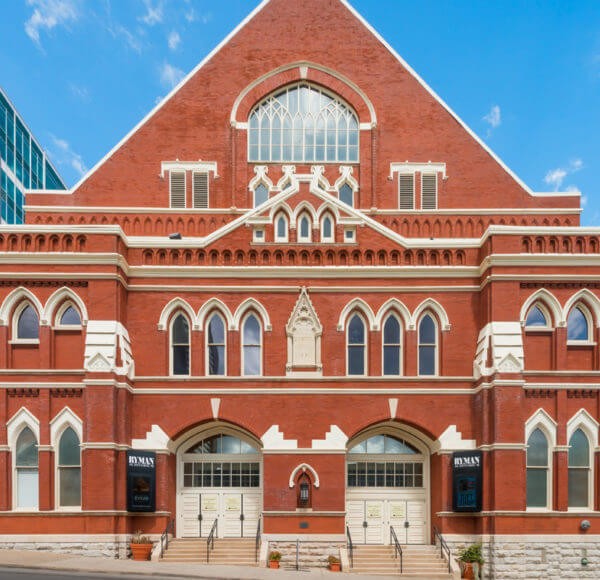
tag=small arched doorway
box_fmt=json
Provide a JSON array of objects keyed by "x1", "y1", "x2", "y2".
[
  {"x1": 176, "y1": 425, "x2": 262, "y2": 538},
  {"x1": 346, "y1": 426, "x2": 430, "y2": 545}
]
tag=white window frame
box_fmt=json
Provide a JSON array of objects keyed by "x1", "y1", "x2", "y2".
[
  {"x1": 417, "y1": 313, "x2": 438, "y2": 377},
  {"x1": 346, "y1": 312, "x2": 367, "y2": 377},
  {"x1": 320, "y1": 213, "x2": 335, "y2": 243},
  {"x1": 274, "y1": 213, "x2": 289, "y2": 243},
  {"x1": 170, "y1": 312, "x2": 191, "y2": 377},
  {"x1": 344, "y1": 227, "x2": 356, "y2": 243},
  {"x1": 566, "y1": 304, "x2": 594, "y2": 345},
  {"x1": 297, "y1": 212, "x2": 312, "y2": 243},
  {"x1": 567, "y1": 428, "x2": 593, "y2": 510},
  {"x1": 54, "y1": 302, "x2": 83, "y2": 330},
  {"x1": 253, "y1": 227, "x2": 265, "y2": 243},
  {"x1": 382, "y1": 313, "x2": 402, "y2": 376},
  {"x1": 524, "y1": 303, "x2": 552, "y2": 332},
  {"x1": 11, "y1": 301, "x2": 40, "y2": 344},
  {"x1": 241, "y1": 313, "x2": 263, "y2": 377},
  {"x1": 525, "y1": 428, "x2": 551, "y2": 511},
  {"x1": 206, "y1": 312, "x2": 227, "y2": 376}
]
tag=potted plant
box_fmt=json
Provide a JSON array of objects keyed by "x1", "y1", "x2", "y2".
[
  {"x1": 268, "y1": 550, "x2": 282, "y2": 569},
  {"x1": 457, "y1": 543, "x2": 484, "y2": 579},
  {"x1": 327, "y1": 554, "x2": 341, "y2": 572},
  {"x1": 130, "y1": 529, "x2": 154, "y2": 561}
]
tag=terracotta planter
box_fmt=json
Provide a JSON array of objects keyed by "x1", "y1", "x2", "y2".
[
  {"x1": 329, "y1": 562, "x2": 341, "y2": 572},
  {"x1": 268, "y1": 560, "x2": 280, "y2": 569},
  {"x1": 461, "y1": 561, "x2": 483, "y2": 579},
  {"x1": 130, "y1": 543, "x2": 153, "y2": 561}
]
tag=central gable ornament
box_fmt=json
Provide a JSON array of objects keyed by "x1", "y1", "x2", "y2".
[{"x1": 286, "y1": 287, "x2": 322, "y2": 377}]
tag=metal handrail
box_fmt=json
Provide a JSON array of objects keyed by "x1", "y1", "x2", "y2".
[
  {"x1": 432, "y1": 525, "x2": 452, "y2": 574},
  {"x1": 255, "y1": 517, "x2": 261, "y2": 563},
  {"x1": 389, "y1": 526, "x2": 403, "y2": 574},
  {"x1": 159, "y1": 519, "x2": 174, "y2": 558},
  {"x1": 346, "y1": 525, "x2": 354, "y2": 569},
  {"x1": 295, "y1": 538, "x2": 299, "y2": 571},
  {"x1": 206, "y1": 519, "x2": 218, "y2": 563}
]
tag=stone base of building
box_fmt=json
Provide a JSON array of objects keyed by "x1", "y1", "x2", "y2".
[
  {"x1": 265, "y1": 539, "x2": 345, "y2": 569},
  {"x1": 0, "y1": 535, "x2": 134, "y2": 559}
]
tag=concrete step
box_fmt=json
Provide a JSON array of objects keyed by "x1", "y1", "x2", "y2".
[{"x1": 162, "y1": 538, "x2": 257, "y2": 566}]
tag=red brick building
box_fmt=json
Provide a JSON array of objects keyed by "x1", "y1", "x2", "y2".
[{"x1": 1, "y1": 0, "x2": 598, "y2": 576}]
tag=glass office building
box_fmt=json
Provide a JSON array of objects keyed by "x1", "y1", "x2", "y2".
[{"x1": 0, "y1": 88, "x2": 66, "y2": 224}]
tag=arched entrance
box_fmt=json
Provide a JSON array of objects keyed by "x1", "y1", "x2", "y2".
[
  {"x1": 345, "y1": 426, "x2": 430, "y2": 545},
  {"x1": 176, "y1": 424, "x2": 262, "y2": 538}
]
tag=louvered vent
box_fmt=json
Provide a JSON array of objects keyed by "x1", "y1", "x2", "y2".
[
  {"x1": 421, "y1": 174, "x2": 437, "y2": 210},
  {"x1": 399, "y1": 174, "x2": 414, "y2": 210},
  {"x1": 193, "y1": 172, "x2": 209, "y2": 209},
  {"x1": 170, "y1": 171, "x2": 186, "y2": 208}
]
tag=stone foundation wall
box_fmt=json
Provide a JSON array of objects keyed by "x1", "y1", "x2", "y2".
[
  {"x1": 0, "y1": 537, "x2": 131, "y2": 559},
  {"x1": 268, "y1": 541, "x2": 344, "y2": 569}
]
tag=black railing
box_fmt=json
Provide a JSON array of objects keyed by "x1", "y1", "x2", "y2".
[
  {"x1": 346, "y1": 525, "x2": 354, "y2": 569},
  {"x1": 159, "y1": 519, "x2": 175, "y2": 558},
  {"x1": 295, "y1": 538, "x2": 300, "y2": 571},
  {"x1": 432, "y1": 525, "x2": 452, "y2": 574},
  {"x1": 255, "y1": 517, "x2": 261, "y2": 563},
  {"x1": 390, "y1": 526, "x2": 403, "y2": 574},
  {"x1": 206, "y1": 519, "x2": 218, "y2": 563}
]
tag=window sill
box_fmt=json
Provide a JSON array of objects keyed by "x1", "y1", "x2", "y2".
[
  {"x1": 524, "y1": 327, "x2": 553, "y2": 334},
  {"x1": 9, "y1": 339, "x2": 40, "y2": 345},
  {"x1": 53, "y1": 326, "x2": 83, "y2": 332},
  {"x1": 55, "y1": 506, "x2": 82, "y2": 512},
  {"x1": 566, "y1": 341, "x2": 596, "y2": 348}
]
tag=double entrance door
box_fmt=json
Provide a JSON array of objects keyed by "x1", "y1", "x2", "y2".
[
  {"x1": 346, "y1": 496, "x2": 427, "y2": 545},
  {"x1": 179, "y1": 490, "x2": 261, "y2": 538}
]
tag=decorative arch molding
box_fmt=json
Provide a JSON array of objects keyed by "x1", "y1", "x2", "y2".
[
  {"x1": 157, "y1": 298, "x2": 198, "y2": 331},
  {"x1": 248, "y1": 165, "x2": 275, "y2": 193},
  {"x1": 233, "y1": 298, "x2": 272, "y2": 331},
  {"x1": 333, "y1": 166, "x2": 360, "y2": 193},
  {"x1": 563, "y1": 289, "x2": 600, "y2": 327},
  {"x1": 411, "y1": 299, "x2": 451, "y2": 331},
  {"x1": 337, "y1": 298, "x2": 376, "y2": 331},
  {"x1": 567, "y1": 409, "x2": 599, "y2": 446},
  {"x1": 524, "y1": 408, "x2": 557, "y2": 446},
  {"x1": 315, "y1": 202, "x2": 341, "y2": 222},
  {"x1": 197, "y1": 299, "x2": 235, "y2": 331},
  {"x1": 230, "y1": 61, "x2": 377, "y2": 127},
  {"x1": 50, "y1": 406, "x2": 83, "y2": 448},
  {"x1": 173, "y1": 420, "x2": 263, "y2": 456},
  {"x1": 269, "y1": 202, "x2": 294, "y2": 226},
  {"x1": 292, "y1": 201, "x2": 319, "y2": 225},
  {"x1": 347, "y1": 420, "x2": 435, "y2": 455},
  {"x1": 520, "y1": 289, "x2": 563, "y2": 327},
  {"x1": 375, "y1": 299, "x2": 412, "y2": 331},
  {"x1": 6, "y1": 407, "x2": 40, "y2": 449},
  {"x1": 43, "y1": 287, "x2": 89, "y2": 326},
  {"x1": 0, "y1": 287, "x2": 45, "y2": 326},
  {"x1": 288, "y1": 463, "x2": 320, "y2": 489}
]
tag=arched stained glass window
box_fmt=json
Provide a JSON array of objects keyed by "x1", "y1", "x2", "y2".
[
  {"x1": 418, "y1": 314, "x2": 437, "y2": 376},
  {"x1": 17, "y1": 304, "x2": 39, "y2": 339},
  {"x1": 526, "y1": 428, "x2": 548, "y2": 508},
  {"x1": 242, "y1": 314, "x2": 261, "y2": 376},
  {"x1": 58, "y1": 427, "x2": 81, "y2": 507},
  {"x1": 207, "y1": 313, "x2": 226, "y2": 375},
  {"x1": 568, "y1": 429, "x2": 590, "y2": 508},
  {"x1": 383, "y1": 315, "x2": 402, "y2": 376},
  {"x1": 275, "y1": 214, "x2": 288, "y2": 242},
  {"x1": 347, "y1": 314, "x2": 366, "y2": 375},
  {"x1": 298, "y1": 214, "x2": 311, "y2": 242},
  {"x1": 15, "y1": 427, "x2": 38, "y2": 509},
  {"x1": 171, "y1": 314, "x2": 190, "y2": 375},
  {"x1": 567, "y1": 307, "x2": 590, "y2": 341},
  {"x1": 248, "y1": 84, "x2": 359, "y2": 163},
  {"x1": 525, "y1": 305, "x2": 548, "y2": 328}
]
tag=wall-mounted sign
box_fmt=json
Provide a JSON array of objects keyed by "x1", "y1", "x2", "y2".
[
  {"x1": 366, "y1": 502, "x2": 382, "y2": 519},
  {"x1": 126, "y1": 450, "x2": 156, "y2": 512},
  {"x1": 202, "y1": 496, "x2": 218, "y2": 511},
  {"x1": 452, "y1": 451, "x2": 482, "y2": 512},
  {"x1": 390, "y1": 502, "x2": 406, "y2": 520},
  {"x1": 225, "y1": 496, "x2": 241, "y2": 511}
]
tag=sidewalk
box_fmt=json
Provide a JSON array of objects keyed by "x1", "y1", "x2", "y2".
[{"x1": 0, "y1": 549, "x2": 393, "y2": 579}]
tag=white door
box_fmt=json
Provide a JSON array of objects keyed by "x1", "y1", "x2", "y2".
[
  {"x1": 406, "y1": 500, "x2": 427, "y2": 544},
  {"x1": 346, "y1": 500, "x2": 367, "y2": 544},
  {"x1": 365, "y1": 500, "x2": 384, "y2": 544},
  {"x1": 221, "y1": 492, "x2": 260, "y2": 538}
]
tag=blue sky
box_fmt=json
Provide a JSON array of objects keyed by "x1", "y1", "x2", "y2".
[{"x1": 1, "y1": 0, "x2": 599, "y2": 223}]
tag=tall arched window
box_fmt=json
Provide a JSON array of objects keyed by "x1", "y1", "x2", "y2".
[
  {"x1": 526, "y1": 428, "x2": 549, "y2": 508},
  {"x1": 525, "y1": 305, "x2": 549, "y2": 328},
  {"x1": 248, "y1": 83, "x2": 359, "y2": 163},
  {"x1": 15, "y1": 427, "x2": 38, "y2": 509},
  {"x1": 171, "y1": 314, "x2": 190, "y2": 376},
  {"x1": 207, "y1": 313, "x2": 226, "y2": 375},
  {"x1": 339, "y1": 183, "x2": 354, "y2": 207},
  {"x1": 321, "y1": 214, "x2": 334, "y2": 242},
  {"x1": 275, "y1": 213, "x2": 288, "y2": 242},
  {"x1": 383, "y1": 315, "x2": 402, "y2": 376},
  {"x1": 418, "y1": 314, "x2": 437, "y2": 376},
  {"x1": 568, "y1": 429, "x2": 591, "y2": 508},
  {"x1": 242, "y1": 314, "x2": 262, "y2": 376},
  {"x1": 567, "y1": 306, "x2": 591, "y2": 342},
  {"x1": 16, "y1": 304, "x2": 39, "y2": 339},
  {"x1": 298, "y1": 213, "x2": 312, "y2": 243},
  {"x1": 58, "y1": 427, "x2": 81, "y2": 508},
  {"x1": 253, "y1": 183, "x2": 269, "y2": 207},
  {"x1": 347, "y1": 314, "x2": 366, "y2": 375}
]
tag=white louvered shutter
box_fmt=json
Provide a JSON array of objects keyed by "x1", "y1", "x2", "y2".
[
  {"x1": 193, "y1": 172, "x2": 209, "y2": 209},
  {"x1": 170, "y1": 171, "x2": 186, "y2": 208},
  {"x1": 421, "y1": 174, "x2": 437, "y2": 210},
  {"x1": 399, "y1": 174, "x2": 414, "y2": 210}
]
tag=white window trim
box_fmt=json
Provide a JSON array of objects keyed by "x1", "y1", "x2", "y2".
[
  {"x1": 12, "y1": 301, "x2": 40, "y2": 343},
  {"x1": 274, "y1": 213, "x2": 289, "y2": 243},
  {"x1": 170, "y1": 312, "x2": 191, "y2": 377},
  {"x1": 567, "y1": 409, "x2": 599, "y2": 511},
  {"x1": 382, "y1": 313, "x2": 403, "y2": 377},
  {"x1": 566, "y1": 303, "x2": 594, "y2": 345},
  {"x1": 417, "y1": 313, "x2": 439, "y2": 377},
  {"x1": 567, "y1": 428, "x2": 593, "y2": 511},
  {"x1": 344, "y1": 227, "x2": 356, "y2": 243},
  {"x1": 206, "y1": 312, "x2": 227, "y2": 376},
  {"x1": 253, "y1": 227, "x2": 265, "y2": 243},
  {"x1": 54, "y1": 302, "x2": 83, "y2": 330},
  {"x1": 347, "y1": 312, "x2": 368, "y2": 377},
  {"x1": 297, "y1": 212, "x2": 312, "y2": 243},
  {"x1": 524, "y1": 303, "x2": 552, "y2": 332},
  {"x1": 320, "y1": 214, "x2": 335, "y2": 243},
  {"x1": 241, "y1": 313, "x2": 263, "y2": 377}
]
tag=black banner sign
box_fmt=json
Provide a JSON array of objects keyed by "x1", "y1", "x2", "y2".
[
  {"x1": 452, "y1": 450, "x2": 482, "y2": 512},
  {"x1": 126, "y1": 450, "x2": 156, "y2": 512}
]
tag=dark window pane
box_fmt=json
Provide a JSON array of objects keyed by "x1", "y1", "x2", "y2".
[
  {"x1": 419, "y1": 315, "x2": 436, "y2": 344},
  {"x1": 323, "y1": 217, "x2": 332, "y2": 238},
  {"x1": 348, "y1": 345, "x2": 364, "y2": 375},
  {"x1": 208, "y1": 315, "x2": 225, "y2": 343},
  {"x1": 383, "y1": 346, "x2": 400, "y2": 375},
  {"x1": 172, "y1": 315, "x2": 189, "y2": 344},
  {"x1": 569, "y1": 429, "x2": 590, "y2": 467},
  {"x1": 568, "y1": 469, "x2": 589, "y2": 507},
  {"x1": 567, "y1": 307, "x2": 589, "y2": 341},
  {"x1": 60, "y1": 306, "x2": 81, "y2": 326},
  {"x1": 348, "y1": 315, "x2": 364, "y2": 344},
  {"x1": 16, "y1": 427, "x2": 38, "y2": 466},
  {"x1": 59, "y1": 427, "x2": 80, "y2": 466},
  {"x1": 526, "y1": 469, "x2": 547, "y2": 507},
  {"x1": 208, "y1": 345, "x2": 225, "y2": 375},
  {"x1": 59, "y1": 467, "x2": 81, "y2": 506},
  {"x1": 254, "y1": 184, "x2": 268, "y2": 207},
  {"x1": 383, "y1": 317, "x2": 400, "y2": 343},
  {"x1": 243, "y1": 315, "x2": 260, "y2": 345},
  {"x1": 526, "y1": 306, "x2": 547, "y2": 327},
  {"x1": 300, "y1": 216, "x2": 310, "y2": 238},
  {"x1": 173, "y1": 345, "x2": 190, "y2": 375},
  {"x1": 527, "y1": 429, "x2": 548, "y2": 467},
  {"x1": 419, "y1": 345, "x2": 435, "y2": 375},
  {"x1": 17, "y1": 305, "x2": 39, "y2": 339},
  {"x1": 340, "y1": 183, "x2": 353, "y2": 206}
]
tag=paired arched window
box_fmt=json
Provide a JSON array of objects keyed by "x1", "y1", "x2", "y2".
[
  {"x1": 525, "y1": 305, "x2": 549, "y2": 328},
  {"x1": 321, "y1": 214, "x2": 334, "y2": 242},
  {"x1": 275, "y1": 213, "x2": 289, "y2": 242},
  {"x1": 347, "y1": 313, "x2": 366, "y2": 375},
  {"x1": 382, "y1": 315, "x2": 402, "y2": 376},
  {"x1": 298, "y1": 213, "x2": 312, "y2": 243},
  {"x1": 16, "y1": 303, "x2": 39, "y2": 340},
  {"x1": 171, "y1": 313, "x2": 190, "y2": 376},
  {"x1": 248, "y1": 83, "x2": 359, "y2": 163},
  {"x1": 568, "y1": 429, "x2": 591, "y2": 508},
  {"x1": 253, "y1": 183, "x2": 269, "y2": 207},
  {"x1": 526, "y1": 428, "x2": 549, "y2": 508},
  {"x1": 57, "y1": 427, "x2": 81, "y2": 508},
  {"x1": 242, "y1": 314, "x2": 262, "y2": 376},
  {"x1": 567, "y1": 305, "x2": 592, "y2": 342},
  {"x1": 15, "y1": 427, "x2": 38, "y2": 509},
  {"x1": 418, "y1": 314, "x2": 437, "y2": 376},
  {"x1": 207, "y1": 313, "x2": 226, "y2": 376}
]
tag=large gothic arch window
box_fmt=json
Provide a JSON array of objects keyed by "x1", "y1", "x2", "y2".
[{"x1": 248, "y1": 83, "x2": 359, "y2": 163}]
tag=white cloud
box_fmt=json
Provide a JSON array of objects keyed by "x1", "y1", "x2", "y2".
[
  {"x1": 483, "y1": 105, "x2": 501, "y2": 129},
  {"x1": 160, "y1": 62, "x2": 185, "y2": 89},
  {"x1": 184, "y1": 6, "x2": 211, "y2": 24},
  {"x1": 49, "y1": 134, "x2": 88, "y2": 178},
  {"x1": 544, "y1": 159, "x2": 583, "y2": 192},
  {"x1": 140, "y1": 0, "x2": 163, "y2": 26},
  {"x1": 107, "y1": 23, "x2": 143, "y2": 53},
  {"x1": 68, "y1": 82, "x2": 90, "y2": 101},
  {"x1": 168, "y1": 30, "x2": 181, "y2": 51},
  {"x1": 25, "y1": 0, "x2": 79, "y2": 48}
]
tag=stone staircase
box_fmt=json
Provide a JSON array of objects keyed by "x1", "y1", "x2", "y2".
[
  {"x1": 161, "y1": 538, "x2": 257, "y2": 566},
  {"x1": 350, "y1": 544, "x2": 455, "y2": 578},
  {"x1": 271, "y1": 541, "x2": 345, "y2": 570}
]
